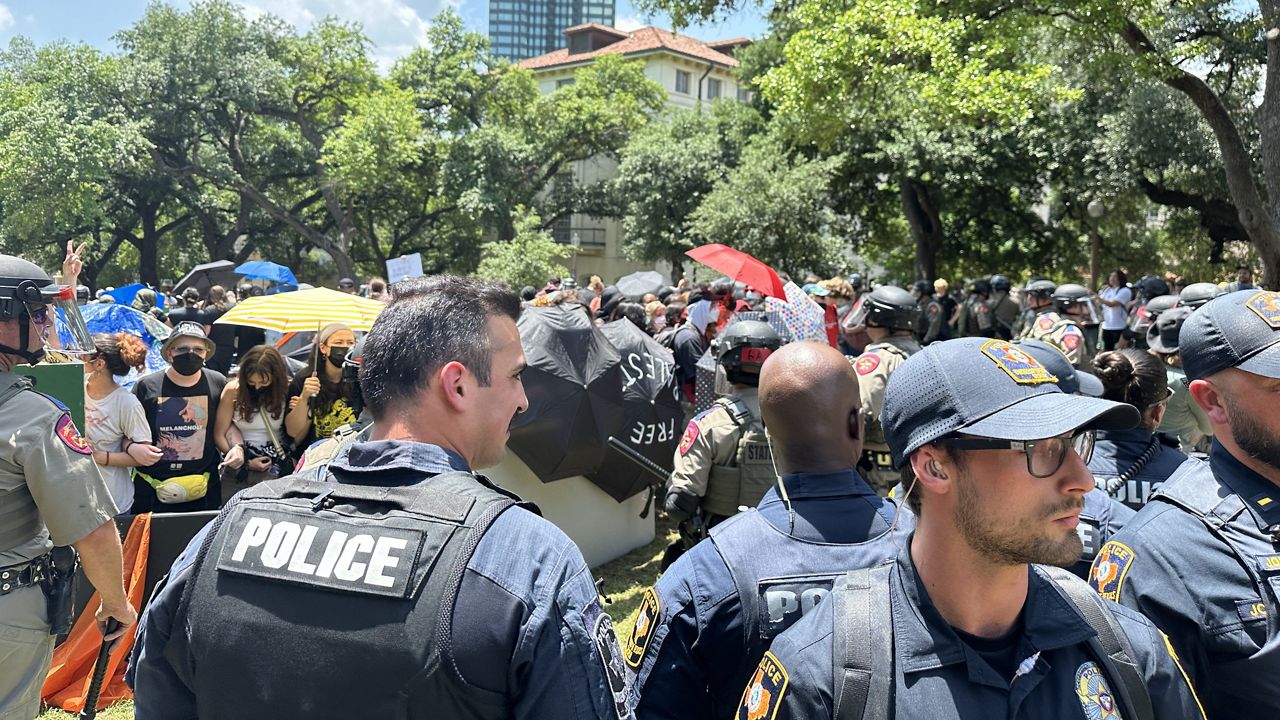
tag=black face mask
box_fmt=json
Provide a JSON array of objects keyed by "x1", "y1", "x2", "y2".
[
  {"x1": 327, "y1": 347, "x2": 350, "y2": 368},
  {"x1": 244, "y1": 384, "x2": 268, "y2": 400},
  {"x1": 171, "y1": 351, "x2": 204, "y2": 377}
]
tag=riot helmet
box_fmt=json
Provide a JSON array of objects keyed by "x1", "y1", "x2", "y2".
[
  {"x1": 847, "y1": 285, "x2": 918, "y2": 331},
  {"x1": 0, "y1": 254, "x2": 63, "y2": 364},
  {"x1": 1179, "y1": 282, "x2": 1224, "y2": 309},
  {"x1": 912, "y1": 280, "x2": 933, "y2": 297},
  {"x1": 990, "y1": 274, "x2": 1012, "y2": 292},
  {"x1": 1052, "y1": 283, "x2": 1090, "y2": 313},
  {"x1": 1025, "y1": 279, "x2": 1057, "y2": 299},
  {"x1": 969, "y1": 279, "x2": 992, "y2": 297},
  {"x1": 717, "y1": 320, "x2": 781, "y2": 387},
  {"x1": 848, "y1": 273, "x2": 864, "y2": 292},
  {"x1": 1136, "y1": 275, "x2": 1170, "y2": 299},
  {"x1": 1143, "y1": 294, "x2": 1179, "y2": 318}
]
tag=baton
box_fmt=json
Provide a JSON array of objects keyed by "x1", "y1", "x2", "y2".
[
  {"x1": 606, "y1": 437, "x2": 670, "y2": 483},
  {"x1": 79, "y1": 619, "x2": 120, "y2": 720}
]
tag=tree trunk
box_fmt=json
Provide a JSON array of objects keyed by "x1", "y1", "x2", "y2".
[
  {"x1": 138, "y1": 206, "x2": 160, "y2": 287},
  {"x1": 671, "y1": 251, "x2": 685, "y2": 283},
  {"x1": 900, "y1": 178, "x2": 943, "y2": 282},
  {"x1": 1121, "y1": 20, "x2": 1280, "y2": 288}
]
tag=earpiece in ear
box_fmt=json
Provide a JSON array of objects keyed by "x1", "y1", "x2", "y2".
[{"x1": 928, "y1": 460, "x2": 947, "y2": 479}]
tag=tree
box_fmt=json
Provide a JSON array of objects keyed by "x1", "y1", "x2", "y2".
[{"x1": 475, "y1": 207, "x2": 569, "y2": 289}]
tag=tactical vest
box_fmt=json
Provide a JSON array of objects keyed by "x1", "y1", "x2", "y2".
[
  {"x1": 1149, "y1": 459, "x2": 1280, "y2": 708},
  {"x1": 1074, "y1": 490, "x2": 1126, "y2": 579},
  {"x1": 172, "y1": 470, "x2": 526, "y2": 720},
  {"x1": 0, "y1": 377, "x2": 42, "y2": 552},
  {"x1": 708, "y1": 505, "x2": 902, "y2": 715},
  {"x1": 703, "y1": 397, "x2": 775, "y2": 518},
  {"x1": 860, "y1": 343, "x2": 914, "y2": 452}
]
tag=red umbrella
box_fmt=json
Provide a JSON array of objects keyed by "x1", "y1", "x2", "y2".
[{"x1": 685, "y1": 244, "x2": 786, "y2": 299}]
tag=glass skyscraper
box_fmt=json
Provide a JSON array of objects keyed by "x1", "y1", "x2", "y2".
[{"x1": 489, "y1": 0, "x2": 616, "y2": 62}]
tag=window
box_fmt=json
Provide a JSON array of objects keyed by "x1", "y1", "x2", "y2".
[
  {"x1": 675, "y1": 70, "x2": 691, "y2": 94},
  {"x1": 557, "y1": 78, "x2": 575, "y2": 88},
  {"x1": 737, "y1": 87, "x2": 753, "y2": 103},
  {"x1": 707, "y1": 78, "x2": 722, "y2": 100}
]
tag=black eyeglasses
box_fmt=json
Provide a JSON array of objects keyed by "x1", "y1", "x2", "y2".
[{"x1": 935, "y1": 430, "x2": 1096, "y2": 478}]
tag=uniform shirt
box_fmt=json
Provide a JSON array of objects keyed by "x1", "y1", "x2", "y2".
[
  {"x1": 1073, "y1": 488, "x2": 1134, "y2": 579},
  {"x1": 749, "y1": 540, "x2": 1206, "y2": 720},
  {"x1": 1018, "y1": 310, "x2": 1089, "y2": 367},
  {"x1": 1157, "y1": 367, "x2": 1212, "y2": 452},
  {"x1": 128, "y1": 439, "x2": 631, "y2": 720},
  {"x1": 668, "y1": 388, "x2": 758, "y2": 506},
  {"x1": 1091, "y1": 443, "x2": 1280, "y2": 719},
  {"x1": 852, "y1": 335, "x2": 921, "y2": 450},
  {"x1": 0, "y1": 371, "x2": 115, "y2": 567},
  {"x1": 629, "y1": 470, "x2": 910, "y2": 720},
  {"x1": 956, "y1": 296, "x2": 994, "y2": 337},
  {"x1": 988, "y1": 291, "x2": 1020, "y2": 338},
  {"x1": 914, "y1": 298, "x2": 945, "y2": 345},
  {"x1": 1087, "y1": 429, "x2": 1187, "y2": 510}
]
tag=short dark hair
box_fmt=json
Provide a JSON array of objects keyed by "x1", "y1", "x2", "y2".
[{"x1": 359, "y1": 275, "x2": 521, "y2": 418}]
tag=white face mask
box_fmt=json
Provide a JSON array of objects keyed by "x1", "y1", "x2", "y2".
[{"x1": 652, "y1": 315, "x2": 667, "y2": 331}]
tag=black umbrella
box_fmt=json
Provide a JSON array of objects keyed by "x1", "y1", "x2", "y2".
[
  {"x1": 588, "y1": 320, "x2": 683, "y2": 501},
  {"x1": 508, "y1": 306, "x2": 628, "y2": 482},
  {"x1": 616, "y1": 270, "x2": 667, "y2": 300},
  {"x1": 174, "y1": 260, "x2": 239, "y2": 294}
]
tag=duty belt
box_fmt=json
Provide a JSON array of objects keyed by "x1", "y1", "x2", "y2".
[{"x1": 0, "y1": 553, "x2": 51, "y2": 596}]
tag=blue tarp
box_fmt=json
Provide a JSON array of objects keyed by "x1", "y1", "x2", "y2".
[
  {"x1": 236, "y1": 261, "x2": 298, "y2": 286},
  {"x1": 54, "y1": 304, "x2": 171, "y2": 388},
  {"x1": 102, "y1": 283, "x2": 165, "y2": 309}
]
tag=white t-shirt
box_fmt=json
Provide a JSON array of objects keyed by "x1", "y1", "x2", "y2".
[
  {"x1": 84, "y1": 385, "x2": 153, "y2": 514},
  {"x1": 1099, "y1": 286, "x2": 1133, "y2": 330}
]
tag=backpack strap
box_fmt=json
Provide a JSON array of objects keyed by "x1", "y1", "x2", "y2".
[
  {"x1": 832, "y1": 562, "x2": 893, "y2": 720},
  {"x1": 0, "y1": 375, "x2": 31, "y2": 408},
  {"x1": 1039, "y1": 565, "x2": 1154, "y2": 720}
]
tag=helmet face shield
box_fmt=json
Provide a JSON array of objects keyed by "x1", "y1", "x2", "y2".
[{"x1": 845, "y1": 300, "x2": 870, "y2": 332}]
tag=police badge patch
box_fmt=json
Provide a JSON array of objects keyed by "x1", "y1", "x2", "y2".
[
  {"x1": 678, "y1": 422, "x2": 699, "y2": 456},
  {"x1": 1089, "y1": 541, "x2": 1136, "y2": 602},
  {"x1": 55, "y1": 413, "x2": 92, "y2": 455},
  {"x1": 979, "y1": 340, "x2": 1057, "y2": 385},
  {"x1": 738, "y1": 651, "x2": 788, "y2": 720},
  {"x1": 1075, "y1": 662, "x2": 1122, "y2": 720},
  {"x1": 1037, "y1": 315, "x2": 1056, "y2": 332},
  {"x1": 854, "y1": 353, "x2": 880, "y2": 376},
  {"x1": 1061, "y1": 329, "x2": 1082, "y2": 351},
  {"x1": 1245, "y1": 291, "x2": 1280, "y2": 328},
  {"x1": 625, "y1": 587, "x2": 661, "y2": 668},
  {"x1": 588, "y1": 602, "x2": 630, "y2": 720}
]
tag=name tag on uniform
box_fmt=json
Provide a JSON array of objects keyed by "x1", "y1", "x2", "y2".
[
  {"x1": 744, "y1": 441, "x2": 773, "y2": 465},
  {"x1": 217, "y1": 507, "x2": 426, "y2": 598},
  {"x1": 757, "y1": 575, "x2": 838, "y2": 640},
  {"x1": 1255, "y1": 554, "x2": 1280, "y2": 574}
]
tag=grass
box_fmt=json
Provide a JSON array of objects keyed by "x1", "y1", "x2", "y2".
[{"x1": 40, "y1": 518, "x2": 677, "y2": 720}]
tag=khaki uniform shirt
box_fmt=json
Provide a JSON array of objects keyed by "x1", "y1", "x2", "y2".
[
  {"x1": 0, "y1": 370, "x2": 114, "y2": 567},
  {"x1": 852, "y1": 335, "x2": 921, "y2": 450},
  {"x1": 670, "y1": 387, "x2": 759, "y2": 501},
  {"x1": 988, "y1": 291, "x2": 1020, "y2": 337},
  {"x1": 1019, "y1": 311, "x2": 1091, "y2": 367}
]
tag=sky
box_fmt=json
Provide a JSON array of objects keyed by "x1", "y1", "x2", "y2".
[{"x1": 0, "y1": 0, "x2": 769, "y2": 67}]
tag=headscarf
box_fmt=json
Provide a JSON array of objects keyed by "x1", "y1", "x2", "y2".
[{"x1": 687, "y1": 299, "x2": 718, "y2": 334}]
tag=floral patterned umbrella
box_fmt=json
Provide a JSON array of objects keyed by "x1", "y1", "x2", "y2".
[{"x1": 764, "y1": 281, "x2": 828, "y2": 343}]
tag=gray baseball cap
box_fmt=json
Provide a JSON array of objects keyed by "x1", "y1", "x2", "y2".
[
  {"x1": 1180, "y1": 289, "x2": 1280, "y2": 381},
  {"x1": 882, "y1": 337, "x2": 1139, "y2": 468}
]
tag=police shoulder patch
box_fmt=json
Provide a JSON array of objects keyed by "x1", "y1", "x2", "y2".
[
  {"x1": 1089, "y1": 541, "x2": 1136, "y2": 602},
  {"x1": 1245, "y1": 291, "x2": 1280, "y2": 328},
  {"x1": 678, "y1": 421, "x2": 700, "y2": 456},
  {"x1": 928, "y1": 303, "x2": 940, "y2": 316},
  {"x1": 739, "y1": 651, "x2": 788, "y2": 720},
  {"x1": 587, "y1": 602, "x2": 629, "y2": 720},
  {"x1": 854, "y1": 352, "x2": 881, "y2": 376},
  {"x1": 625, "y1": 587, "x2": 661, "y2": 668},
  {"x1": 1037, "y1": 315, "x2": 1056, "y2": 332},
  {"x1": 55, "y1": 413, "x2": 92, "y2": 455},
  {"x1": 979, "y1": 339, "x2": 1057, "y2": 385},
  {"x1": 1060, "y1": 329, "x2": 1081, "y2": 351},
  {"x1": 1075, "y1": 661, "x2": 1122, "y2": 720}
]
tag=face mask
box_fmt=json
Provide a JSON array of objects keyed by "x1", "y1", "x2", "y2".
[
  {"x1": 245, "y1": 384, "x2": 268, "y2": 399},
  {"x1": 652, "y1": 315, "x2": 667, "y2": 331},
  {"x1": 327, "y1": 346, "x2": 350, "y2": 368},
  {"x1": 170, "y1": 351, "x2": 204, "y2": 377}
]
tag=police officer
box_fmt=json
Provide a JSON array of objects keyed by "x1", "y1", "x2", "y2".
[
  {"x1": 909, "y1": 281, "x2": 947, "y2": 346},
  {"x1": 129, "y1": 276, "x2": 631, "y2": 720},
  {"x1": 0, "y1": 255, "x2": 134, "y2": 720},
  {"x1": 955, "y1": 279, "x2": 995, "y2": 337},
  {"x1": 1149, "y1": 307, "x2": 1213, "y2": 452},
  {"x1": 627, "y1": 341, "x2": 910, "y2": 720},
  {"x1": 1019, "y1": 280, "x2": 1091, "y2": 367},
  {"x1": 1128, "y1": 293, "x2": 1178, "y2": 350},
  {"x1": 988, "y1": 274, "x2": 1019, "y2": 339},
  {"x1": 1179, "y1": 281, "x2": 1224, "y2": 309},
  {"x1": 664, "y1": 320, "x2": 781, "y2": 556},
  {"x1": 1091, "y1": 289, "x2": 1280, "y2": 719},
  {"x1": 848, "y1": 286, "x2": 922, "y2": 495},
  {"x1": 1012, "y1": 278, "x2": 1054, "y2": 338},
  {"x1": 737, "y1": 337, "x2": 1206, "y2": 720}
]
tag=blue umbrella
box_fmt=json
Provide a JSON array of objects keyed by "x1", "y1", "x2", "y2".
[
  {"x1": 54, "y1": 304, "x2": 172, "y2": 389},
  {"x1": 236, "y1": 260, "x2": 298, "y2": 286},
  {"x1": 103, "y1": 283, "x2": 165, "y2": 309}
]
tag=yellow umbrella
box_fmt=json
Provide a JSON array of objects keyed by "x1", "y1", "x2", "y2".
[{"x1": 213, "y1": 287, "x2": 386, "y2": 333}]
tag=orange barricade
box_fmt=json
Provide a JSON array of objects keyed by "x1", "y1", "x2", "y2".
[{"x1": 42, "y1": 512, "x2": 152, "y2": 712}]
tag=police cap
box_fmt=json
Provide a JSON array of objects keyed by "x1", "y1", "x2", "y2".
[
  {"x1": 1015, "y1": 339, "x2": 1104, "y2": 397},
  {"x1": 0, "y1": 254, "x2": 60, "y2": 320},
  {"x1": 1179, "y1": 282, "x2": 1224, "y2": 309},
  {"x1": 717, "y1": 320, "x2": 781, "y2": 386},
  {"x1": 1181, "y1": 290, "x2": 1280, "y2": 381}
]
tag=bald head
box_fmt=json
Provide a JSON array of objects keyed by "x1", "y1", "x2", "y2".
[{"x1": 759, "y1": 341, "x2": 864, "y2": 474}]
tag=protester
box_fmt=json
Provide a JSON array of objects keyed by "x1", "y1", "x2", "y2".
[
  {"x1": 213, "y1": 345, "x2": 291, "y2": 504},
  {"x1": 132, "y1": 321, "x2": 232, "y2": 512},
  {"x1": 367, "y1": 276, "x2": 388, "y2": 301},
  {"x1": 610, "y1": 301, "x2": 647, "y2": 331},
  {"x1": 167, "y1": 288, "x2": 203, "y2": 326},
  {"x1": 83, "y1": 332, "x2": 163, "y2": 514},
  {"x1": 200, "y1": 285, "x2": 236, "y2": 374},
  {"x1": 1095, "y1": 269, "x2": 1133, "y2": 351},
  {"x1": 285, "y1": 322, "x2": 360, "y2": 449},
  {"x1": 668, "y1": 298, "x2": 719, "y2": 406},
  {"x1": 644, "y1": 300, "x2": 667, "y2": 335}
]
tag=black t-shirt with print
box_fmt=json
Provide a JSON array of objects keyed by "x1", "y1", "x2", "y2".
[
  {"x1": 287, "y1": 372, "x2": 358, "y2": 451},
  {"x1": 132, "y1": 368, "x2": 227, "y2": 512}
]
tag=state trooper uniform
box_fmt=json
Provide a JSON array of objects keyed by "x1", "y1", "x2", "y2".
[
  {"x1": 626, "y1": 470, "x2": 913, "y2": 719},
  {"x1": 955, "y1": 280, "x2": 995, "y2": 338},
  {"x1": 738, "y1": 338, "x2": 1205, "y2": 720},
  {"x1": 988, "y1": 275, "x2": 1019, "y2": 340},
  {"x1": 0, "y1": 257, "x2": 117, "y2": 719},
  {"x1": 849, "y1": 286, "x2": 921, "y2": 495},
  {"x1": 665, "y1": 322, "x2": 781, "y2": 536},
  {"x1": 1091, "y1": 289, "x2": 1280, "y2": 720},
  {"x1": 128, "y1": 440, "x2": 632, "y2": 720},
  {"x1": 1018, "y1": 281, "x2": 1090, "y2": 368},
  {"x1": 910, "y1": 281, "x2": 947, "y2": 346},
  {"x1": 1149, "y1": 307, "x2": 1213, "y2": 452}
]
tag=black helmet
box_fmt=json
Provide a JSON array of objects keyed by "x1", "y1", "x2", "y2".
[
  {"x1": 912, "y1": 280, "x2": 933, "y2": 296},
  {"x1": 0, "y1": 254, "x2": 59, "y2": 320},
  {"x1": 1025, "y1": 279, "x2": 1057, "y2": 298},
  {"x1": 969, "y1": 279, "x2": 992, "y2": 296},
  {"x1": 1136, "y1": 275, "x2": 1170, "y2": 299},
  {"x1": 717, "y1": 320, "x2": 781, "y2": 386},
  {"x1": 1179, "y1": 282, "x2": 1224, "y2": 309},
  {"x1": 848, "y1": 273, "x2": 864, "y2": 291},
  {"x1": 849, "y1": 285, "x2": 918, "y2": 331},
  {"x1": 990, "y1": 274, "x2": 1011, "y2": 292},
  {"x1": 1053, "y1": 283, "x2": 1090, "y2": 312},
  {"x1": 1144, "y1": 294, "x2": 1179, "y2": 318}
]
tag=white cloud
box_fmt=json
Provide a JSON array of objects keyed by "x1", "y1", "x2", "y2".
[
  {"x1": 615, "y1": 16, "x2": 646, "y2": 32},
  {"x1": 234, "y1": 0, "x2": 439, "y2": 68},
  {"x1": 0, "y1": 4, "x2": 15, "y2": 33}
]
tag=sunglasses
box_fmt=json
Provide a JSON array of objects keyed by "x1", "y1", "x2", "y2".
[
  {"x1": 935, "y1": 430, "x2": 1096, "y2": 478},
  {"x1": 25, "y1": 304, "x2": 49, "y2": 324}
]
